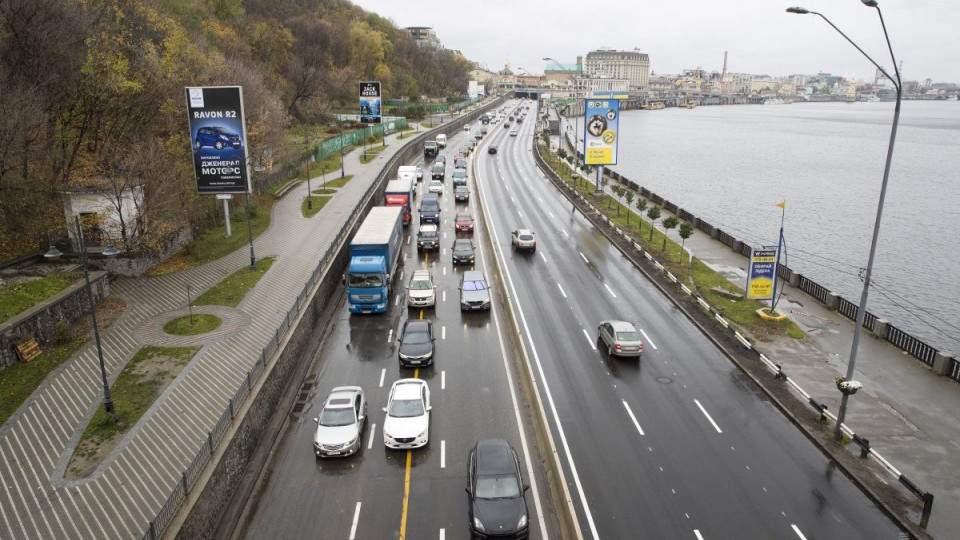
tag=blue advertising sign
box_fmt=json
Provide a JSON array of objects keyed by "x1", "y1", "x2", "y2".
[
  {"x1": 747, "y1": 246, "x2": 778, "y2": 299},
  {"x1": 359, "y1": 81, "x2": 382, "y2": 124},
  {"x1": 185, "y1": 86, "x2": 251, "y2": 194},
  {"x1": 583, "y1": 99, "x2": 620, "y2": 165}
]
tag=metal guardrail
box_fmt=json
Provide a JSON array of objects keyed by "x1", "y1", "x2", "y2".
[{"x1": 136, "y1": 96, "x2": 504, "y2": 540}]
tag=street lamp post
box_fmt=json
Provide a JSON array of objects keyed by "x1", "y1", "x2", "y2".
[
  {"x1": 339, "y1": 114, "x2": 346, "y2": 179},
  {"x1": 304, "y1": 134, "x2": 313, "y2": 210},
  {"x1": 788, "y1": 1, "x2": 901, "y2": 443},
  {"x1": 74, "y1": 215, "x2": 118, "y2": 415}
]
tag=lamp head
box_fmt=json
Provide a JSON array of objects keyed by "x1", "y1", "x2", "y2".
[
  {"x1": 44, "y1": 245, "x2": 63, "y2": 261},
  {"x1": 786, "y1": 6, "x2": 810, "y2": 14},
  {"x1": 861, "y1": 0, "x2": 879, "y2": 6}
]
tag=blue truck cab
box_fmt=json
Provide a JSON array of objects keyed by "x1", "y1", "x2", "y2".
[{"x1": 347, "y1": 206, "x2": 404, "y2": 314}]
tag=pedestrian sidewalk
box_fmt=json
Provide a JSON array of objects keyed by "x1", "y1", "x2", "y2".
[
  {"x1": 550, "y1": 132, "x2": 960, "y2": 537},
  {"x1": 0, "y1": 123, "x2": 423, "y2": 540}
]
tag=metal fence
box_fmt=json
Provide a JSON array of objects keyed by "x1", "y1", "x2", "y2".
[{"x1": 137, "y1": 98, "x2": 504, "y2": 540}]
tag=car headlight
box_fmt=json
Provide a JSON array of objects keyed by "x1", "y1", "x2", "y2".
[
  {"x1": 473, "y1": 517, "x2": 485, "y2": 531},
  {"x1": 517, "y1": 514, "x2": 527, "y2": 529}
]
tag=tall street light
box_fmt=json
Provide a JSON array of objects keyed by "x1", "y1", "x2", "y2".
[
  {"x1": 75, "y1": 215, "x2": 119, "y2": 415},
  {"x1": 788, "y1": 1, "x2": 902, "y2": 442}
]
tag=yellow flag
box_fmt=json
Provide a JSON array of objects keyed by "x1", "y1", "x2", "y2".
[{"x1": 775, "y1": 201, "x2": 786, "y2": 209}]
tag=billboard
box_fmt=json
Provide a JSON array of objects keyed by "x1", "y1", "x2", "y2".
[
  {"x1": 359, "y1": 81, "x2": 382, "y2": 124},
  {"x1": 746, "y1": 246, "x2": 778, "y2": 299},
  {"x1": 583, "y1": 99, "x2": 620, "y2": 165},
  {"x1": 185, "y1": 86, "x2": 251, "y2": 194}
]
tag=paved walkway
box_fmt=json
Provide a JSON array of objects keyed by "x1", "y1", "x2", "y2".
[
  {"x1": 0, "y1": 121, "x2": 429, "y2": 540},
  {"x1": 554, "y1": 116, "x2": 960, "y2": 538}
]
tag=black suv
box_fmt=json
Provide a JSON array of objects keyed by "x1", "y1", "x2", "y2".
[
  {"x1": 431, "y1": 163, "x2": 445, "y2": 180},
  {"x1": 467, "y1": 439, "x2": 529, "y2": 539},
  {"x1": 452, "y1": 239, "x2": 475, "y2": 265}
]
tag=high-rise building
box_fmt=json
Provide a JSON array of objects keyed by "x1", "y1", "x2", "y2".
[
  {"x1": 405, "y1": 27, "x2": 443, "y2": 50},
  {"x1": 583, "y1": 48, "x2": 650, "y2": 90}
]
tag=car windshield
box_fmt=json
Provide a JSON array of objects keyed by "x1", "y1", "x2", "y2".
[
  {"x1": 454, "y1": 241, "x2": 472, "y2": 252},
  {"x1": 475, "y1": 475, "x2": 521, "y2": 499},
  {"x1": 349, "y1": 273, "x2": 383, "y2": 288},
  {"x1": 401, "y1": 330, "x2": 430, "y2": 345},
  {"x1": 410, "y1": 279, "x2": 432, "y2": 291},
  {"x1": 462, "y1": 280, "x2": 486, "y2": 291},
  {"x1": 421, "y1": 203, "x2": 440, "y2": 212},
  {"x1": 457, "y1": 215, "x2": 471, "y2": 221},
  {"x1": 319, "y1": 407, "x2": 355, "y2": 427},
  {"x1": 389, "y1": 398, "x2": 424, "y2": 418},
  {"x1": 420, "y1": 231, "x2": 438, "y2": 239},
  {"x1": 616, "y1": 331, "x2": 640, "y2": 341},
  {"x1": 519, "y1": 235, "x2": 534, "y2": 241}
]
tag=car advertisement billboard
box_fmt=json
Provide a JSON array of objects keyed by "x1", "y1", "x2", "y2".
[
  {"x1": 746, "y1": 246, "x2": 778, "y2": 299},
  {"x1": 185, "y1": 86, "x2": 251, "y2": 194},
  {"x1": 583, "y1": 99, "x2": 620, "y2": 165},
  {"x1": 359, "y1": 81, "x2": 382, "y2": 124}
]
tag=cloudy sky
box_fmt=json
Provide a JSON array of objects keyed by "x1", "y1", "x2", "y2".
[{"x1": 350, "y1": 0, "x2": 958, "y2": 83}]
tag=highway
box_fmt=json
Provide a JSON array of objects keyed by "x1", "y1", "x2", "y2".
[
  {"x1": 471, "y1": 101, "x2": 902, "y2": 539},
  {"x1": 235, "y1": 117, "x2": 559, "y2": 540}
]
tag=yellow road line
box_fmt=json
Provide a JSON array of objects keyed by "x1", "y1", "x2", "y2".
[{"x1": 399, "y1": 367, "x2": 419, "y2": 539}]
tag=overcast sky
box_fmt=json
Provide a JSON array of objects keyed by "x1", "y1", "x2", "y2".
[{"x1": 350, "y1": 0, "x2": 958, "y2": 83}]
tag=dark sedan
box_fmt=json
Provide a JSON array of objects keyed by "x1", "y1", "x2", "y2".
[
  {"x1": 452, "y1": 239, "x2": 476, "y2": 265},
  {"x1": 467, "y1": 439, "x2": 529, "y2": 539},
  {"x1": 488, "y1": 146, "x2": 498, "y2": 155},
  {"x1": 397, "y1": 320, "x2": 435, "y2": 367}
]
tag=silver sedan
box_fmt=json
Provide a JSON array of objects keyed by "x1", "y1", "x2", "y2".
[{"x1": 597, "y1": 320, "x2": 644, "y2": 357}]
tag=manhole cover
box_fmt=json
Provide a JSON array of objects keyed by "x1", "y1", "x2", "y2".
[{"x1": 656, "y1": 376, "x2": 673, "y2": 384}]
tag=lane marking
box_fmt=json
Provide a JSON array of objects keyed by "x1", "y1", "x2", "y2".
[
  {"x1": 561, "y1": 229, "x2": 569, "y2": 238},
  {"x1": 442, "y1": 326, "x2": 446, "y2": 340},
  {"x1": 557, "y1": 283, "x2": 567, "y2": 298},
  {"x1": 539, "y1": 251, "x2": 547, "y2": 263},
  {"x1": 349, "y1": 502, "x2": 361, "y2": 540},
  {"x1": 548, "y1": 211, "x2": 555, "y2": 218},
  {"x1": 695, "y1": 399, "x2": 723, "y2": 434},
  {"x1": 395, "y1": 294, "x2": 400, "y2": 306},
  {"x1": 441, "y1": 440, "x2": 446, "y2": 468},
  {"x1": 379, "y1": 369, "x2": 386, "y2": 388},
  {"x1": 791, "y1": 525, "x2": 808, "y2": 540},
  {"x1": 442, "y1": 266, "x2": 447, "y2": 276},
  {"x1": 622, "y1": 400, "x2": 645, "y2": 436},
  {"x1": 441, "y1": 370, "x2": 446, "y2": 390},
  {"x1": 440, "y1": 529, "x2": 445, "y2": 540},
  {"x1": 399, "y1": 450, "x2": 412, "y2": 537},
  {"x1": 694, "y1": 530, "x2": 705, "y2": 540},
  {"x1": 604, "y1": 283, "x2": 617, "y2": 298},
  {"x1": 640, "y1": 329, "x2": 658, "y2": 350},
  {"x1": 442, "y1": 290, "x2": 446, "y2": 302},
  {"x1": 583, "y1": 329, "x2": 597, "y2": 350},
  {"x1": 387, "y1": 329, "x2": 393, "y2": 343},
  {"x1": 579, "y1": 251, "x2": 589, "y2": 264},
  {"x1": 368, "y1": 424, "x2": 376, "y2": 450}
]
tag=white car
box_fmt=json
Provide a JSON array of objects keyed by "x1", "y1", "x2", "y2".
[
  {"x1": 429, "y1": 179, "x2": 444, "y2": 194},
  {"x1": 407, "y1": 269, "x2": 437, "y2": 307},
  {"x1": 510, "y1": 129, "x2": 518, "y2": 137},
  {"x1": 313, "y1": 386, "x2": 367, "y2": 458},
  {"x1": 383, "y1": 379, "x2": 431, "y2": 449}
]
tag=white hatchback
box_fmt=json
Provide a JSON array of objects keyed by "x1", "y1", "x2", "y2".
[
  {"x1": 383, "y1": 379, "x2": 431, "y2": 449},
  {"x1": 429, "y1": 179, "x2": 444, "y2": 194}
]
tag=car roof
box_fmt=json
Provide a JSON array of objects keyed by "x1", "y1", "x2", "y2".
[
  {"x1": 453, "y1": 238, "x2": 472, "y2": 246},
  {"x1": 516, "y1": 228, "x2": 534, "y2": 235},
  {"x1": 419, "y1": 223, "x2": 437, "y2": 232},
  {"x1": 326, "y1": 386, "x2": 361, "y2": 408},
  {"x1": 412, "y1": 269, "x2": 432, "y2": 279},
  {"x1": 403, "y1": 319, "x2": 431, "y2": 333},
  {"x1": 422, "y1": 193, "x2": 439, "y2": 201},
  {"x1": 462, "y1": 270, "x2": 485, "y2": 281},
  {"x1": 602, "y1": 320, "x2": 638, "y2": 332},
  {"x1": 474, "y1": 439, "x2": 516, "y2": 476},
  {"x1": 455, "y1": 186, "x2": 469, "y2": 192},
  {"x1": 456, "y1": 211, "x2": 472, "y2": 218},
  {"x1": 391, "y1": 379, "x2": 425, "y2": 400}
]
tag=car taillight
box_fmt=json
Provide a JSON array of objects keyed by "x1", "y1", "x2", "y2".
[
  {"x1": 639, "y1": 344, "x2": 644, "y2": 350},
  {"x1": 615, "y1": 344, "x2": 621, "y2": 351}
]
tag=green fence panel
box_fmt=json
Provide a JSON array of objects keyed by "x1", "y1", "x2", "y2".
[{"x1": 314, "y1": 118, "x2": 408, "y2": 161}]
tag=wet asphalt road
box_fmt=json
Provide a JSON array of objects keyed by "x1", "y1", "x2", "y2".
[
  {"x1": 473, "y1": 102, "x2": 902, "y2": 540},
  {"x1": 236, "y1": 115, "x2": 559, "y2": 540}
]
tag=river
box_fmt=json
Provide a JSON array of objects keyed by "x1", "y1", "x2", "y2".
[{"x1": 601, "y1": 101, "x2": 960, "y2": 355}]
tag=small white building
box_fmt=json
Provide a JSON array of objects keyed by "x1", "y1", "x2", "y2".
[
  {"x1": 468, "y1": 80, "x2": 485, "y2": 98},
  {"x1": 60, "y1": 182, "x2": 145, "y2": 251}
]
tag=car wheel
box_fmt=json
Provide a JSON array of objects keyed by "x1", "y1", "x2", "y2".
[{"x1": 215, "y1": 141, "x2": 224, "y2": 150}]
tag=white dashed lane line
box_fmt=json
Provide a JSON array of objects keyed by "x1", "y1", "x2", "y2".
[
  {"x1": 440, "y1": 440, "x2": 446, "y2": 468},
  {"x1": 582, "y1": 329, "x2": 596, "y2": 350},
  {"x1": 640, "y1": 329, "x2": 657, "y2": 350},
  {"x1": 379, "y1": 369, "x2": 386, "y2": 388},
  {"x1": 368, "y1": 424, "x2": 377, "y2": 449},
  {"x1": 791, "y1": 525, "x2": 808, "y2": 540},
  {"x1": 694, "y1": 530, "x2": 704, "y2": 540},
  {"x1": 349, "y1": 502, "x2": 361, "y2": 540},
  {"x1": 579, "y1": 251, "x2": 589, "y2": 264},
  {"x1": 695, "y1": 399, "x2": 723, "y2": 434},
  {"x1": 539, "y1": 251, "x2": 547, "y2": 263},
  {"x1": 386, "y1": 329, "x2": 393, "y2": 343},
  {"x1": 604, "y1": 283, "x2": 617, "y2": 298},
  {"x1": 557, "y1": 283, "x2": 567, "y2": 298},
  {"x1": 622, "y1": 400, "x2": 645, "y2": 436}
]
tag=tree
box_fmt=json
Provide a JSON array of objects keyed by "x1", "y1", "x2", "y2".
[
  {"x1": 661, "y1": 216, "x2": 679, "y2": 251},
  {"x1": 610, "y1": 185, "x2": 622, "y2": 213},
  {"x1": 623, "y1": 190, "x2": 634, "y2": 225},
  {"x1": 646, "y1": 205, "x2": 661, "y2": 241},
  {"x1": 634, "y1": 197, "x2": 648, "y2": 233},
  {"x1": 678, "y1": 221, "x2": 694, "y2": 263}
]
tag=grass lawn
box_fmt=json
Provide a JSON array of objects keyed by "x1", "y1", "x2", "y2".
[
  {"x1": 0, "y1": 273, "x2": 80, "y2": 323},
  {"x1": 323, "y1": 175, "x2": 354, "y2": 189},
  {"x1": 0, "y1": 298, "x2": 125, "y2": 427},
  {"x1": 422, "y1": 122, "x2": 438, "y2": 128},
  {"x1": 162, "y1": 313, "x2": 222, "y2": 336},
  {"x1": 68, "y1": 346, "x2": 198, "y2": 478},
  {"x1": 311, "y1": 188, "x2": 337, "y2": 195},
  {"x1": 359, "y1": 146, "x2": 387, "y2": 164},
  {"x1": 146, "y1": 195, "x2": 274, "y2": 276},
  {"x1": 302, "y1": 195, "x2": 332, "y2": 218},
  {"x1": 300, "y1": 152, "x2": 344, "y2": 181},
  {"x1": 192, "y1": 257, "x2": 275, "y2": 307},
  {"x1": 536, "y1": 145, "x2": 804, "y2": 341}
]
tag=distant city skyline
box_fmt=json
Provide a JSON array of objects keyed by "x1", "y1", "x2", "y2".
[{"x1": 351, "y1": 0, "x2": 958, "y2": 84}]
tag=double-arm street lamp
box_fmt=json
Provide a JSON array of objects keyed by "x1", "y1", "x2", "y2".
[{"x1": 787, "y1": 0, "x2": 902, "y2": 442}]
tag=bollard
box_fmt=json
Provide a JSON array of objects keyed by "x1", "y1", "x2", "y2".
[
  {"x1": 921, "y1": 492, "x2": 934, "y2": 529},
  {"x1": 853, "y1": 434, "x2": 871, "y2": 458}
]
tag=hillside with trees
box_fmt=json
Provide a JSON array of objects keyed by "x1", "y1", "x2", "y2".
[{"x1": 0, "y1": 0, "x2": 472, "y2": 261}]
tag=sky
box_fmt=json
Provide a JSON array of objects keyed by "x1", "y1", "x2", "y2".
[{"x1": 350, "y1": 0, "x2": 958, "y2": 84}]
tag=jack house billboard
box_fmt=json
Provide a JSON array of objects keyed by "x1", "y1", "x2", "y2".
[
  {"x1": 185, "y1": 86, "x2": 251, "y2": 194},
  {"x1": 583, "y1": 99, "x2": 620, "y2": 165},
  {"x1": 747, "y1": 246, "x2": 778, "y2": 300},
  {"x1": 359, "y1": 81, "x2": 382, "y2": 124}
]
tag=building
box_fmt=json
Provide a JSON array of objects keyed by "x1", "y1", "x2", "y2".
[
  {"x1": 543, "y1": 57, "x2": 583, "y2": 88},
  {"x1": 405, "y1": 27, "x2": 442, "y2": 50},
  {"x1": 574, "y1": 75, "x2": 629, "y2": 95},
  {"x1": 583, "y1": 48, "x2": 650, "y2": 90}
]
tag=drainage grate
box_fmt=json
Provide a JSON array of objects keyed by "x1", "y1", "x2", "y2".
[
  {"x1": 298, "y1": 392, "x2": 309, "y2": 401},
  {"x1": 300, "y1": 382, "x2": 314, "y2": 391},
  {"x1": 293, "y1": 402, "x2": 305, "y2": 413}
]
